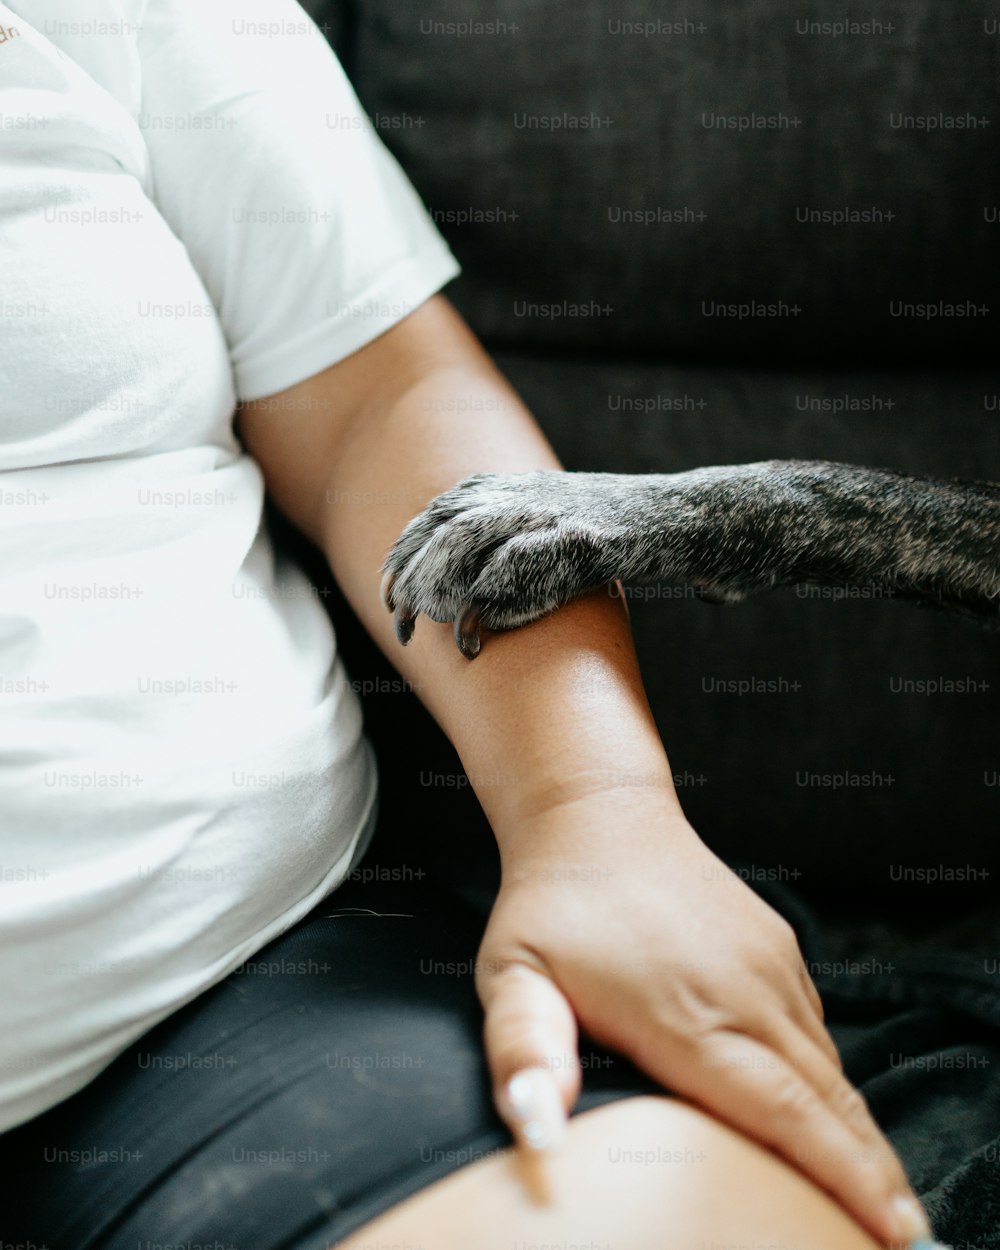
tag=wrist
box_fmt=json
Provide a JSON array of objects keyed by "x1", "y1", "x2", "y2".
[{"x1": 489, "y1": 770, "x2": 697, "y2": 867}]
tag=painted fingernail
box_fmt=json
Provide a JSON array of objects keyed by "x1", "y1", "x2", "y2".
[
  {"x1": 379, "y1": 568, "x2": 397, "y2": 611},
  {"x1": 500, "y1": 1067, "x2": 567, "y2": 1152},
  {"x1": 889, "y1": 1194, "x2": 933, "y2": 1242},
  {"x1": 908, "y1": 1242, "x2": 952, "y2": 1250}
]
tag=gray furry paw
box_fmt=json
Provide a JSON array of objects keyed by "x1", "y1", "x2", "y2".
[
  {"x1": 379, "y1": 471, "x2": 627, "y2": 659},
  {"x1": 377, "y1": 459, "x2": 1000, "y2": 660}
]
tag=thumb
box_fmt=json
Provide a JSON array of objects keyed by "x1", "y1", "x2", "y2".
[{"x1": 478, "y1": 960, "x2": 581, "y2": 1153}]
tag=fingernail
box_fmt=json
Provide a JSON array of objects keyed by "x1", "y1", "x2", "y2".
[
  {"x1": 909, "y1": 1242, "x2": 952, "y2": 1250},
  {"x1": 889, "y1": 1194, "x2": 933, "y2": 1242},
  {"x1": 500, "y1": 1067, "x2": 567, "y2": 1152}
]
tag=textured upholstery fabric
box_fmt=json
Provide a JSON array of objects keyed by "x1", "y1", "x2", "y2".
[
  {"x1": 303, "y1": 0, "x2": 998, "y2": 882},
  {"x1": 491, "y1": 352, "x2": 1000, "y2": 882},
  {"x1": 340, "y1": 0, "x2": 998, "y2": 363},
  {"x1": 271, "y1": 9, "x2": 1000, "y2": 1236}
]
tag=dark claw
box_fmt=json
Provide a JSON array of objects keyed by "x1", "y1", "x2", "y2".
[
  {"x1": 453, "y1": 605, "x2": 482, "y2": 660},
  {"x1": 393, "y1": 604, "x2": 416, "y2": 645},
  {"x1": 379, "y1": 568, "x2": 397, "y2": 611}
]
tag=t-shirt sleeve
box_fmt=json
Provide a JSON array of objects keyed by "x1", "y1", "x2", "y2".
[{"x1": 135, "y1": 0, "x2": 461, "y2": 402}]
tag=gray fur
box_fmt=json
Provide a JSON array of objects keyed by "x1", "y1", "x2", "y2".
[{"x1": 379, "y1": 461, "x2": 1000, "y2": 658}]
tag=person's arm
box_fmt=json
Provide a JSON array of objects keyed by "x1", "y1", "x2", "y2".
[
  {"x1": 242, "y1": 294, "x2": 676, "y2": 837},
  {"x1": 236, "y1": 293, "x2": 930, "y2": 1249}
]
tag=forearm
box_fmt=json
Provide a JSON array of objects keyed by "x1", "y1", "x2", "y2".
[
  {"x1": 317, "y1": 358, "x2": 686, "y2": 852},
  {"x1": 235, "y1": 297, "x2": 691, "y2": 854}
]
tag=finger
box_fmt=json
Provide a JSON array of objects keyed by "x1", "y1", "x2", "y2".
[
  {"x1": 760, "y1": 1013, "x2": 913, "y2": 1201},
  {"x1": 757, "y1": 926, "x2": 840, "y2": 1071},
  {"x1": 639, "y1": 1027, "x2": 931, "y2": 1248},
  {"x1": 781, "y1": 972, "x2": 843, "y2": 1072},
  {"x1": 477, "y1": 960, "x2": 581, "y2": 1153},
  {"x1": 797, "y1": 958, "x2": 831, "y2": 1032}
]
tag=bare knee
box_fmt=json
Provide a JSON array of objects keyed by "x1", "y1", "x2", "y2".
[{"x1": 336, "y1": 1093, "x2": 881, "y2": 1250}]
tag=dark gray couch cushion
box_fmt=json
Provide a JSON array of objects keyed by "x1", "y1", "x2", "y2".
[
  {"x1": 298, "y1": 0, "x2": 998, "y2": 889},
  {"x1": 332, "y1": 0, "x2": 999, "y2": 364},
  {"x1": 489, "y1": 351, "x2": 999, "y2": 886}
]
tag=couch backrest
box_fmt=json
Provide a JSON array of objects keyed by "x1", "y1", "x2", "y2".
[{"x1": 310, "y1": 0, "x2": 999, "y2": 365}]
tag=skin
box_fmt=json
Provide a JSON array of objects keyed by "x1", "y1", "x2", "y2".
[
  {"x1": 236, "y1": 293, "x2": 929, "y2": 1247},
  {"x1": 332, "y1": 1095, "x2": 885, "y2": 1250}
]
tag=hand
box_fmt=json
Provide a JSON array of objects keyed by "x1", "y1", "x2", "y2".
[{"x1": 475, "y1": 809, "x2": 932, "y2": 1247}]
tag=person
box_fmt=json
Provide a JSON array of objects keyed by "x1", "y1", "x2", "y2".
[{"x1": 0, "y1": 1, "x2": 938, "y2": 1246}]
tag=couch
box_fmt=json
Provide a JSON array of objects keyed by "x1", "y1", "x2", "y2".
[{"x1": 287, "y1": 0, "x2": 1000, "y2": 903}]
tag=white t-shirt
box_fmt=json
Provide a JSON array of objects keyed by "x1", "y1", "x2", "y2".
[{"x1": 0, "y1": 0, "x2": 460, "y2": 1132}]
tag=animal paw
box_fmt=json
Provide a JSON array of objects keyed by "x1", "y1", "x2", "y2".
[{"x1": 379, "y1": 471, "x2": 627, "y2": 658}]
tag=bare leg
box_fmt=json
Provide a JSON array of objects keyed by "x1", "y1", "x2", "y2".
[{"x1": 335, "y1": 1094, "x2": 884, "y2": 1250}]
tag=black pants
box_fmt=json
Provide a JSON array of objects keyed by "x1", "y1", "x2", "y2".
[{"x1": 7, "y1": 794, "x2": 1000, "y2": 1248}]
